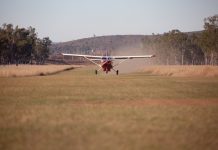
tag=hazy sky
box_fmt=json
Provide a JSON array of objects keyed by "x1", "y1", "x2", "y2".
[{"x1": 0, "y1": 0, "x2": 217, "y2": 42}]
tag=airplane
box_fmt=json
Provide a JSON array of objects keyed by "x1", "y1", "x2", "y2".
[{"x1": 62, "y1": 52, "x2": 155, "y2": 75}]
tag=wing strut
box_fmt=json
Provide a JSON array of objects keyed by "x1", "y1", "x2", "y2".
[
  {"x1": 113, "y1": 58, "x2": 130, "y2": 68},
  {"x1": 83, "y1": 56, "x2": 101, "y2": 68}
]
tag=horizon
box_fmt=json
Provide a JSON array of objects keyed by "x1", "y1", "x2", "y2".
[{"x1": 0, "y1": 0, "x2": 218, "y2": 42}]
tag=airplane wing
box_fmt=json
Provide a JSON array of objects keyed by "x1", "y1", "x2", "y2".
[
  {"x1": 62, "y1": 53, "x2": 155, "y2": 68},
  {"x1": 111, "y1": 55, "x2": 155, "y2": 59},
  {"x1": 62, "y1": 53, "x2": 103, "y2": 60},
  {"x1": 62, "y1": 53, "x2": 155, "y2": 60}
]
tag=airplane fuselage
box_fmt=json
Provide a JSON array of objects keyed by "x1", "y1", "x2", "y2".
[
  {"x1": 101, "y1": 57, "x2": 113, "y2": 73},
  {"x1": 101, "y1": 60, "x2": 113, "y2": 73}
]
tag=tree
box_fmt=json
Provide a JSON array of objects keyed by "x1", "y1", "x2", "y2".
[
  {"x1": 34, "y1": 37, "x2": 51, "y2": 64},
  {"x1": 0, "y1": 23, "x2": 51, "y2": 65},
  {"x1": 143, "y1": 29, "x2": 207, "y2": 65},
  {"x1": 27, "y1": 26, "x2": 37, "y2": 64},
  {"x1": 199, "y1": 15, "x2": 218, "y2": 65},
  {"x1": 166, "y1": 30, "x2": 190, "y2": 65},
  {"x1": 13, "y1": 26, "x2": 31, "y2": 65},
  {"x1": 152, "y1": 30, "x2": 189, "y2": 65},
  {"x1": 0, "y1": 24, "x2": 14, "y2": 64},
  {"x1": 188, "y1": 33, "x2": 204, "y2": 65}
]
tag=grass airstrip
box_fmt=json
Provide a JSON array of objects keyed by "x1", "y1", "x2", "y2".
[{"x1": 0, "y1": 65, "x2": 218, "y2": 150}]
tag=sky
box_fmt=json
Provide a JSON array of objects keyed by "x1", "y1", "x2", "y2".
[{"x1": 0, "y1": 0, "x2": 217, "y2": 42}]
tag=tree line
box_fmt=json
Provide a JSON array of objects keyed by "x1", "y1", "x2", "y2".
[
  {"x1": 0, "y1": 24, "x2": 51, "y2": 65},
  {"x1": 143, "y1": 15, "x2": 218, "y2": 65}
]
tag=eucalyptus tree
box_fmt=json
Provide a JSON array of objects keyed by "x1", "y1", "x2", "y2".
[
  {"x1": 0, "y1": 24, "x2": 14, "y2": 64},
  {"x1": 166, "y1": 30, "x2": 190, "y2": 65},
  {"x1": 199, "y1": 15, "x2": 218, "y2": 65},
  {"x1": 34, "y1": 37, "x2": 51, "y2": 64},
  {"x1": 27, "y1": 26, "x2": 37, "y2": 64},
  {"x1": 0, "y1": 23, "x2": 51, "y2": 65},
  {"x1": 187, "y1": 33, "x2": 204, "y2": 65}
]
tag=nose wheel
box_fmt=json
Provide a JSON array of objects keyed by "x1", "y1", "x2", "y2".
[
  {"x1": 95, "y1": 70, "x2": 98, "y2": 75},
  {"x1": 116, "y1": 70, "x2": 119, "y2": 75}
]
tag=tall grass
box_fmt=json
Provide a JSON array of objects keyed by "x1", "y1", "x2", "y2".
[
  {"x1": 142, "y1": 65, "x2": 218, "y2": 77},
  {"x1": 0, "y1": 67, "x2": 218, "y2": 150},
  {"x1": 0, "y1": 65, "x2": 78, "y2": 77}
]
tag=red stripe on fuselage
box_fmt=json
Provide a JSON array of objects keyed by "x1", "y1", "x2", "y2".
[{"x1": 101, "y1": 61, "x2": 113, "y2": 73}]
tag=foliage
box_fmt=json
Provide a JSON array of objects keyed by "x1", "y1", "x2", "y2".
[
  {"x1": 199, "y1": 15, "x2": 218, "y2": 65},
  {"x1": 143, "y1": 15, "x2": 218, "y2": 65},
  {"x1": 0, "y1": 24, "x2": 51, "y2": 65},
  {"x1": 34, "y1": 37, "x2": 52, "y2": 64}
]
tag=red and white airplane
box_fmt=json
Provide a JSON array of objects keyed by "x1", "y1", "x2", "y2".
[{"x1": 62, "y1": 53, "x2": 155, "y2": 75}]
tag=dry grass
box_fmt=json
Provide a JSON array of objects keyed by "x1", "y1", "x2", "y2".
[
  {"x1": 0, "y1": 67, "x2": 218, "y2": 150},
  {"x1": 1, "y1": 99, "x2": 218, "y2": 150},
  {"x1": 142, "y1": 65, "x2": 218, "y2": 77},
  {"x1": 0, "y1": 65, "x2": 78, "y2": 77}
]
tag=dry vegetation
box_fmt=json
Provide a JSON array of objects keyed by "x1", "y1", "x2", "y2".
[
  {"x1": 0, "y1": 65, "x2": 78, "y2": 77},
  {"x1": 0, "y1": 66, "x2": 218, "y2": 150},
  {"x1": 142, "y1": 65, "x2": 218, "y2": 77}
]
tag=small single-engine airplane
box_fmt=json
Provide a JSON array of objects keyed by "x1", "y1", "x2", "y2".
[{"x1": 62, "y1": 52, "x2": 155, "y2": 75}]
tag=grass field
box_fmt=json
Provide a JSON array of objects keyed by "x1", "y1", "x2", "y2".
[
  {"x1": 0, "y1": 66, "x2": 218, "y2": 150},
  {"x1": 0, "y1": 65, "x2": 76, "y2": 77},
  {"x1": 142, "y1": 65, "x2": 218, "y2": 77}
]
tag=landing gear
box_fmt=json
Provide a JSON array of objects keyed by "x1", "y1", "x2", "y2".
[
  {"x1": 112, "y1": 68, "x2": 119, "y2": 75},
  {"x1": 95, "y1": 68, "x2": 119, "y2": 75}
]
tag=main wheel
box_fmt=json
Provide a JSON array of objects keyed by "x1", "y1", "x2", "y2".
[
  {"x1": 95, "y1": 70, "x2": 98, "y2": 75},
  {"x1": 116, "y1": 70, "x2": 119, "y2": 75}
]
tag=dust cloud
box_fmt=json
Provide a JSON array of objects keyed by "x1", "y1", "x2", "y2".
[{"x1": 111, "y1": 43, "x2": 155, "y2": 74}]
